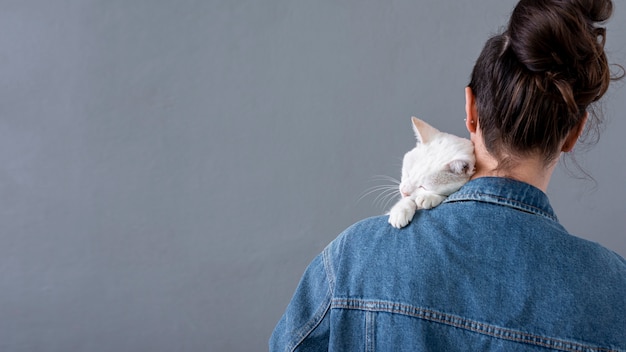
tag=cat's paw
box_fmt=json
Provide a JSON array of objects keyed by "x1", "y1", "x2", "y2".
[
  {"x1": 415, "y1": 193, "x2": 446, "y2": 210},
  {"x1": 388, "y1": 198, "x2": 417, "y2": 229}
]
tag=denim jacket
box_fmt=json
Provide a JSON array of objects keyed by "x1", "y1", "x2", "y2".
[{"x1": 270, "y1": 177, "x2": 626, "y2": 352}]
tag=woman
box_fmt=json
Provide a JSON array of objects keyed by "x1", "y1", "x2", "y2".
[{"x1": 271, "y1": 0, "x2": 626, "y2": 350}]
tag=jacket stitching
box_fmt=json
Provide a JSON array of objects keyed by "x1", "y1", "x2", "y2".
[
  {"x1": 286, "y1": 248, "x2": 339, "y2": 351},
  {"x1": 286, "y1": 254, "x2": 334, "y2": 352},
  {"x1": 323, "y1": 243, "x2": 336, "y2": 291},
  {"x1": 365, "y1": 311, "x2": 375, "y2": 352},
  {"x1": 288, "y1": 296, "x2": 332, "y2": 352},
  {"x1": 331, "y1": 299, "x2": 619, "y2": 352},
  {"x1": 444, "y1": 192, "x2": 557, "y2": 222}
]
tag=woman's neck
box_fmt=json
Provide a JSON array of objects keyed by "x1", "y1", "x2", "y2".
[{"x1": 470, "y1": 131, "x2": 557, "y2": 193}]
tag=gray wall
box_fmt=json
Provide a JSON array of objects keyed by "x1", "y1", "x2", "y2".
[{"x1": 1, "y1": 1, "x2": 624, "y2": 351}]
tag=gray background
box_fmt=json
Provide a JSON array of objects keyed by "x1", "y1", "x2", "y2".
[{"x1": 1, "y1": 1, "x2": 624, "y2": 351}]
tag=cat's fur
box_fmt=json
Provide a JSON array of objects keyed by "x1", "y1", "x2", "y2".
[{"x1": 388, "y1": 117, "x2": 475, "y2": 228}]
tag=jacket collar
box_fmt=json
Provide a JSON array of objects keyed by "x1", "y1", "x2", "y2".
[{"x1": 444, "y1": 177, "x2": 558, "y2": 222}]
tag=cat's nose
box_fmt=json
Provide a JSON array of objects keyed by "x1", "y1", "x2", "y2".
[{"x1": 401, "y1": 191, "x2": 410, "y2": 198}]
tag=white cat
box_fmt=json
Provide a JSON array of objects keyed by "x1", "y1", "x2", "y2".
[{"x1": 388, "y1": 117, "x2": 475, "y2": 229}]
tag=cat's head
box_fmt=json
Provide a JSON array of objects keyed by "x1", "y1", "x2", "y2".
[{"x1": 399, "y1": 117, "x2": 475, "y2": 199}]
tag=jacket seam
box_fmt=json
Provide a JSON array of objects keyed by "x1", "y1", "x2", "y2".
[
  {"x1": 331, "y1": 299, "x2": 619, "y2": 352},
  {"x1": 323, "y1": 245, "x2": 336, "y2": 292},
  {"x1": 287, "y1": 296, "x2": 331, "y2": 352},
  {"x1": 365, "y1": 311, "x2": 376, "y2": 352},
  {"x1": 285, "y1": 253, "x2": 334, "y2": 352},
  {"x1": 444, "y1": 193, "x2": 557, "y2": 222}
]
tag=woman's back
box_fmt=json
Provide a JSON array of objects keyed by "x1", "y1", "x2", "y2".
[{"x1": 272, "y1": 178, "x2": 626, "y2": 351}]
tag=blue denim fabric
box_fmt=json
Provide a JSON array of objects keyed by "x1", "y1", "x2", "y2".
[{"x1": 270, "y1": 177, "x2": 626, "y2": 352}]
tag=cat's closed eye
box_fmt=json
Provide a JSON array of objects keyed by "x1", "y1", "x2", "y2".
[{"x1": 448, "y1": 160, "x2": 472, "y2": 175}]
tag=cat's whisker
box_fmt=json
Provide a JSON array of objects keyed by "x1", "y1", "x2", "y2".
[
  {"x1": 358, "y1": 181, "x2": 400, "y2": 210},
  {"x1": 358, "y1": 184, "x2": 398, "y2": 202},
  {"x1": 381, "y1": 191, "x2": 401, "y2": 211},
  {"x1": 372, "y1": 190, "x2": 392, "y2": 208},
  {"x1": 373, "y1": 188, "x2": 400, "y2": 209},
  {"x1": 372, "y1": 186, "x2": 397, "y2": 201},
  {"x1": 370, "y1": 175, "x2": 400, "y2": 185}
]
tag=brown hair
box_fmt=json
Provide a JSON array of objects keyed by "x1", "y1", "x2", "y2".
[{"x1": 468, "y1": 0, "x2": 622, "y2": 168}]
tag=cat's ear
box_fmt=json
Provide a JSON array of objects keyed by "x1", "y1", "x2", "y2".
[
  {"x1": 411, "y1": 117, "x2": 440, "y2": 144},
  {"x1": 448, "y1": 160, "x2": 472, "y2": 175}
]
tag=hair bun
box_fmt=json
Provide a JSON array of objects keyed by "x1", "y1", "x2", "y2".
[
  {"x1": 506, "y1": 0, "x2": 613, "y2": 112},
  {"x1": 577, "y1": 0, "x2": 613, "y2": 22},
  {"x1": 507, "y1": 0, "x2": 612, "y2": 73}
]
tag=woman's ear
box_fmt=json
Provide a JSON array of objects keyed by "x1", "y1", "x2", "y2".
[
  {"x1": 561, "y1": 112, "x2": 588, "y2": 152},
  {"x1": 465, "y1": 87, "x2": 478, "y2": 133}
]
